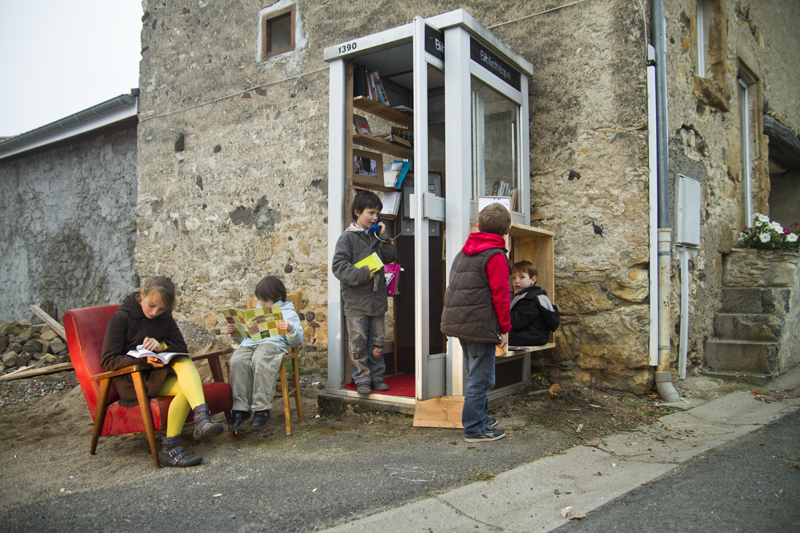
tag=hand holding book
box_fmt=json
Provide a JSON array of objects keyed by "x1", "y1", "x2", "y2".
[{"x1": 128, "y1": 345, "x2": 190, "y2": 366}]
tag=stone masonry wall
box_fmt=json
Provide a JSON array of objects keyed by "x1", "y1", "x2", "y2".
[
  {"x1": 0, "y1": 128, "x2": 138, "y2": 322},
  {"x1": 663, "y1": 0, "x2": 800, "y2": 376},
  {"x1": 135, "y1": 0, "x2": 798, "y2": 390}
]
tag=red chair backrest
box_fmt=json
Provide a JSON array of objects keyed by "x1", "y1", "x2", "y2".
[{"x1": 63, "y1": 306, "x2": 121, "y2": 418}]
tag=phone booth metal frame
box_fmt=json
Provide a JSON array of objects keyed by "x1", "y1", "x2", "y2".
[{"x1": 325, "y1": 9, "x2": 534, "y2": 407}]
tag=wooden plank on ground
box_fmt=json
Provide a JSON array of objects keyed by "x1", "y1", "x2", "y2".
[
  {"x1": 0, "y1": 362, "x2": 74, "y2": 382},
  {"x1": 413, "y1": 396, "x2": 464, "y2": 429},
  {"x1": 29, "y1": 305, "x2": 66, "y2": 340}
]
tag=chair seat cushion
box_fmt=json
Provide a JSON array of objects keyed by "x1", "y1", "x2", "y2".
[{"x1": 100, "y1": 382, "x2": 232, "y2": 436}]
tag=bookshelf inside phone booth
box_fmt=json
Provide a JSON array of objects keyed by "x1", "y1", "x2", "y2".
[{"x1": 344, "y1": 46, "x2": 448, "y2": 385}]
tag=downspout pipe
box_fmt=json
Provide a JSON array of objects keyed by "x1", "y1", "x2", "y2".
[{"x1": 652, "y1": 0, "x2": 680, "y2": 402}]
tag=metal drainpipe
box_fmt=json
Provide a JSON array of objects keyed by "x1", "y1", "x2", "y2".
[{"x1": 653, "y1": 0, "x2": 680, "y2": 402}]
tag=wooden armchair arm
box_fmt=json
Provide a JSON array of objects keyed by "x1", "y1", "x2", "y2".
[
  {"x1": 191, "y1": 348, "x2": 233, "y2": 384},
  {"x1": 190, "y1": 348, "x2": 233, "y2": 362},
  {"x1": 90, "y1": 348, "x2": 233, "y2": 384},
  {"x1": 90, "y1": 364, "x2": 150, "y2": 381}
]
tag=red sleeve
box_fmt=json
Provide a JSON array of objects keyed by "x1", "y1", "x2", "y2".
[{"x1": 485, "y1": 254, "x2": 511, "y2": 334}]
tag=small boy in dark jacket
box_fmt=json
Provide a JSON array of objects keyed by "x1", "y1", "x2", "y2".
[{"x1": 509, "y1": 261, "x2": 558, "y2": 346}]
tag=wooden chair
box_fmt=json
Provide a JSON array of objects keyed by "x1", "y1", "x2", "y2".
[
  {"x1": 239, "y1": 292, "x2": 305, "y2": 436},
  {"x1": 63, "y1": 306, "x2": 233, "y2": 469}
]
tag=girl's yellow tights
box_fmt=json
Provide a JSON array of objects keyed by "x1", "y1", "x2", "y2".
[{"x1": 154, "y1": 356, "x2": 206, "y2": 437}]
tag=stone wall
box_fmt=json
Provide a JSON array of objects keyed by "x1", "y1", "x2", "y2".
[
  {"x1": 662, "y1": 0, "x2": 800, "y2": 377},
  {"x1": 0, "y1": 128, "x2": 138, "y2": 322},
  {"x1": 134, "y1": 1, "x2": 798, "y2": 390}
]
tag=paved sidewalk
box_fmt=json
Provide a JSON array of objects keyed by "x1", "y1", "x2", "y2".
[{"x1": 323, "y1": 371, "x2": 800, "y2": 532}]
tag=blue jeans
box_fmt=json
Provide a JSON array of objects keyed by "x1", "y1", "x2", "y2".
[
  {"x1": 346, "y1": 315, "x2": 386, "y2": 385},
  {"x1": 459, "y1": 339, "x2": 496, "y2": 438}
]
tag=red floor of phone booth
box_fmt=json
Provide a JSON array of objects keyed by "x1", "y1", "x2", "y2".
[{"x1": 343, "y1": 373, "x2": 415, "y2": 397}]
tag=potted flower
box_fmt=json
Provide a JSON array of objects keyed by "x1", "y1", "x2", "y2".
[{"x1": 737, "y1": 214, "x2": 800, "y2": 251}]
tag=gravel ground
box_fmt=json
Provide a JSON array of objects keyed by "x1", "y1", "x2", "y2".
[{"x1": 0, "y1": 371, "x2": 79, "y2": 410}]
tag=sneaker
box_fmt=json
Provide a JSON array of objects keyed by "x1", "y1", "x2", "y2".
[
  {"x1": 487, "y1": 416, "x2": 498, "y2": 429},
  {"x1": 372, "y1": 380, "x2": 390, "y2": 391},
  {"x1": 464, "y1": 428, "x2": 506, "y2": 443},
  {"x1": 356, "y1": 382, "x2": 372, "y2": 395},
  {"x1": 228, "y1": 410, "x2": 250, "y2": 432},
  {"x1": 251, "y1": 410, "x2": 270, "y2": 430}
]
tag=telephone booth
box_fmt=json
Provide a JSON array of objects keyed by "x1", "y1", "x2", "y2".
[{"x1": 325, "y1": 9, "x2": 551, "y2": 410}]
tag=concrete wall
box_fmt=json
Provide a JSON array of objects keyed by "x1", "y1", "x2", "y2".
[
  {"x1": 135, "y1": 0, "x2": 799, "y2": 389},
  {"x1": 0, "y1": 128, "x2": 138, "y2": 322}
]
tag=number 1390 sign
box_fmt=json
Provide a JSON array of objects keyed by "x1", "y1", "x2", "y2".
[{"x1": 338, "y1": 42, "x2": 357, "y2": 54}]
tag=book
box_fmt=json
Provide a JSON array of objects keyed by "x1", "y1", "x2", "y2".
[
  {"x1": 384, "y1": 264, "x2": 402, "y2": 295},
  {"x1": 381, "y1": 191, "x2": 401, "y2": 215},
  {"x1": 221, "y1": 305, "x2": 286, "y2": 342},
  {"x1": 127, "y1": 345, "x2": 190, "y2": 365},
  {"x1": 371, "y1": 71, "x2": 390, "y2": 106},
  {"x1": 354, "y1": 252, "x2": 384, "y2": 273},
  {"x1": 383, "y1": 160, "x2": 411, "y2": 188},
  {"x1": 392, "y1": 105, "x2": 413, "y2": 114},
  {"x1": 353, "y1": 114, "x2": 372, "y2": 135},
  {"x1": 390, "y1": 126, "x2": 413, "y2": 148}
]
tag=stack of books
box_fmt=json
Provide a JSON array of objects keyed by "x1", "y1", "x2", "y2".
[
  {"x1": 354, "y1": 65, "x2": 390, "y2": 106},
  {"x1": 490, "y1": 181, "x2": 519, "y2": 212}
]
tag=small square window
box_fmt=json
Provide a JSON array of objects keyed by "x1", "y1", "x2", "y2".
[{"x1": 263, "y1": 5, "x2": 295, "y2": 59}]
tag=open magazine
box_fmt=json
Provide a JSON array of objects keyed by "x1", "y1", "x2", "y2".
[
  {"x1": 221, "y1": 305, "x2": 285, "y2": 342},
  {"x1": 127, "y1": 345, "x2": 190, "y2": 365}
]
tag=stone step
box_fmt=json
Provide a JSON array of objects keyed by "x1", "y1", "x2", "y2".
[
  {"x1": 697, "y1": 369, "x2": 774, "y2": 386},
  {"x1": 720, "y1": 287, "x2": 791, "y2": 315},
  {"x1": 704, "y1": 339, "x2": 779, "y2": 375},
  {"x1": 713, "y1": 313, "x2": 785, "y2": 342}
]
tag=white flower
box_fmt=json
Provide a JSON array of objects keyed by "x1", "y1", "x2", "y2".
[
  {"x1": 787, "y1": 233, "x2": 798, "y2": 243},
  {"x1": 770, "y1": 221, "x2": 784, "y2": 232},
  {"x1": 759, "y1": 233, "x2": 771, "y2": 243},
  {"x1": 756, "y1": 213, "x2": 770, "y2": 224}
]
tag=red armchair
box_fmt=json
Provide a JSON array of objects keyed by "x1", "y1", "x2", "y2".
[{"x1": 64, "y1": 305, "x2": 233, "y2": 469}]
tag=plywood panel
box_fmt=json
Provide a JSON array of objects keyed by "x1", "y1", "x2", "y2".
[{"x1": 413, "y1": 396, "x2": 464, "y2": 428}]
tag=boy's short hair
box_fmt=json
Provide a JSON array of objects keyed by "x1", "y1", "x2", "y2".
[
  {"x1": 255, "y1": 276, "x2": 287, "y2": 304},
  {"x1": 478, "y1": 203, "x2": 512, "y2": 235},
  {"x1": 351, "y1": 190, "x2": 382, "y2": 220},
  {"x1": 511, "y1": 260, "x2": 538, "y2": 279},
  {"x1": 142, "y1": 276, "x2": 177, "y2": 313}
]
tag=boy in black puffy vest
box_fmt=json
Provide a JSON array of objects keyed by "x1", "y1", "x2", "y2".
[{"x1": 440, "y1": 203, "x2": 512, "y2": 442}]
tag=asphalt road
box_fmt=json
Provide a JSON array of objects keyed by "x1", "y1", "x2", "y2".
[
  {"x1": 553, "y1": 407, "x2": 800, "y2": 533},
  {"x1": 0, "y1": 420, "x2": 570, "y2": 533}
]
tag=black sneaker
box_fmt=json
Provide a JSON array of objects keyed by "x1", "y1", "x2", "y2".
[
  {"x1": 251, "y1": 410, "x2": 270, "y2": 430},
  {"x1": 487, "y1": 416, "x2": 498, "y2": 429},
  {"x1": 228, "y1": 410, "x2": 250, "y2": 432},
  {"x1": 356, "y1": 382, "x2": 372, "y2": 394},
  {"x1": 464, "y1": 428, "x2": 506, "y2": 443}
]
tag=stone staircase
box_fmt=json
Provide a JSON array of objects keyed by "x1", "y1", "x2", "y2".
[{"x1": 704, "y1": 250, "x2": 800, "y2": 378}]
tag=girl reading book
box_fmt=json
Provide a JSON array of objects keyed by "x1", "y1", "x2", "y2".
[{"x1": 100, "y1": 276, "x2": 224, "y2": 467}]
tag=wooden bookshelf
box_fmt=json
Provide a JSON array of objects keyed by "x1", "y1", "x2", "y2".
[
  {"x1": 353, "y1": 134, "x2": 414, "y2": 159},
  {"x1": 353, "y1": 96, "x2": 414, "y2": 127},
  {"x1": 353, "y1": 179, "x2": 398, "y2": 193}
]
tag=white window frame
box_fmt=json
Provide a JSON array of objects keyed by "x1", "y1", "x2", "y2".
[{"x1": 738, "y1": 67, "x2": 757, "y2": 225}]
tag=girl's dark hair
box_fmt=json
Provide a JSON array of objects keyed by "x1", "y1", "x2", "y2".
[
  {"x1": 142, "y1": 276, "x2": 177, "y2": 313},
  {"x1": 255, "y1": 276, "x2": 287, "y2": 304},
  {"x1": 351, "y1": 190, "x2": 382, "y2": 220}
]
